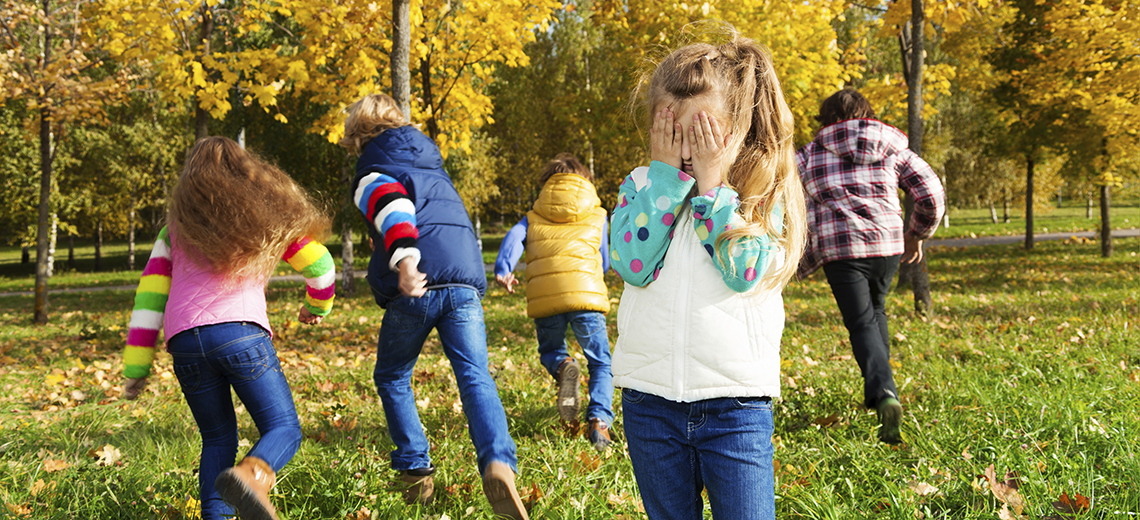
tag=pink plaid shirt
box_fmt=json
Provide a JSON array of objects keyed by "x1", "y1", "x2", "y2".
[{"x1": 796, "y1": 119, "x2": 945, "y2": 278}]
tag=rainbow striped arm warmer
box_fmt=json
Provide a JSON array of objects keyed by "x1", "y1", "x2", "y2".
[
  {"x1": 283, "y1": 236, "x2": 336, "y2": 316},
  {"x1": 123, "y1": 227, "x2": 172, "y2": 379},
  {"x1": 352, "y1": 171, "x2": 421, "y2": 271}
]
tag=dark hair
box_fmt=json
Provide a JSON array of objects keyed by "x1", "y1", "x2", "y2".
[
  {"x1": 815, "y1": 89, "x2": 877, "y2": 127},
  {"x1": 538, "y1": 153, "x2": 591, "y2": 186}
]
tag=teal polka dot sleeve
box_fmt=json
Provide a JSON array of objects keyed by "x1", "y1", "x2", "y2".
[
  {"x1": 609, "y1": 161, "x2": 695, "y2": 286},
  {"x1": 691, "y1": 188, "x2": 783, "y2": 293}
]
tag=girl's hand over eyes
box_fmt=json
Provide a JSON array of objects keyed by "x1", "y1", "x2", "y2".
[
  {"x1": 688, "y1": 111, "x2": 732, "y2": 194},
  {"x1": 650, "y1": 108, "x2": 683, "y2": 170}
]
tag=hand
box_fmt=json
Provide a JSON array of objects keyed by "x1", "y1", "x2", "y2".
[
  {"x1": 398, "y1": 258, "x2": 428, "y2": 297},
  {"x1": 298, "y1": 306, "x2": 323, "y2": 325},
  {"x1": 687, "y1": 111, "x2": 732, "y2": 194},
  {"x1": 650, "y1": 107, "x2": 683, "y2": 170},
  {"x1": 902, "y1": 235, "x2": 924, "y2": 264},
  {"x1": 123, "y1": 378, "x2": 148, "y2": 400},
  {"x1": 496, "y1": 273, "x2": 519, "y2": 294}
]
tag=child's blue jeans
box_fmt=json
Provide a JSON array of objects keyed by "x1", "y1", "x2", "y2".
[
  {"x1": 168, "y1": 322, "x2": 302, "y2": 520},
  {"x1": 373, "y1": 286, "x2": 519, "y2": 476},
  {"x1": 622, "y1": 388, "x2": 775, "y2": 520},
  {"x1": 534, "y1": 310, "x2": 614, "y2": 425}
]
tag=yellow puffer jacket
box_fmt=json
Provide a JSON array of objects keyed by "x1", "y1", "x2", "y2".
[{"x1": 525, "y1": 173, "x2": 610, "y2": 319}]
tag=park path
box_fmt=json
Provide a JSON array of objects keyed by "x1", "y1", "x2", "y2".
[{"x1": 1, "y1": 228, "x2": 1136, "y2": 298}]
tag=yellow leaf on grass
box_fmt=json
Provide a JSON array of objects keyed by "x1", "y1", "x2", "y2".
[
  {"x1": 45, "y1": 373, "x2": 66, "y2": 386},
  {"x1": 30, "y1": 479, "x2": 55, "y2": 496},
  {"x1": 43, "y1": 459, "x2": 71, "y2": 473}
]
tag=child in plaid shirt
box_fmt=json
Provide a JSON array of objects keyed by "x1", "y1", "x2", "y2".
[{"x1": 796, "y1": 88, "x2": 945, "y2": 444}]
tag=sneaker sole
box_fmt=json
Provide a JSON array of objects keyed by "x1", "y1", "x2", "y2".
[
  {"x1": 483, "y1": 475, "x2": 528, "y2": 520},
  {"x1": 215, "y1": 471, "x2": 278, "y2": 520},
  {"x1": 557, "y1": 361, "x2": 580, "y2": 425}
]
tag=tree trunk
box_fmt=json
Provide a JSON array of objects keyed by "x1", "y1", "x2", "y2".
[
  {"x1": 989, "y1": 200, "x2": 998, "y2": 224},
  {"x1": 22, "y1": 246, "x2": 30, "y2": 264},
  {"x1": 1025, "y1": 156, "x2": 1035, "y2": 250},
  {"x1": 391, "y1": 0, "x2": 412, "y2": 122},
  {"x1": 900, "y1": 0, "x2": 932, "y2": 316},
  {"x1": 1100, "y1": 184, "x2": 1112, "y2": 257},
  {"x1": 95, "y1": 220, "x2": 103, "y2": 272},
  {"x1": 47, "y1": 213, "x2": 57, "y2": 278},
  {"x1": 340, "y1": 159, "x2": 356, "y2": 296},
  {"x1": 1003, "y1": 189, "x2": 1010, "y2": 223},
  {"x1": 420, "y1": 52, "x2": 440, "y2": 141},
  {"x1": 67, "y1": 233, "x2": 75, "y2": 270},
  {"x1": 1086, "y1": 195, "x2": 1093, "y2": 219},
  {"x1": 940, "y1": 175, "x2": 948, "y2": 228},
  {"x1": 194, "y1": 4, "x2": 214, "y2": 141},
  {"x1": 33, "y1": 0, "x2": 53, "y2": 324},
  {"x1": 128, "y1": 192, "x2": 137, "y2": 270}
]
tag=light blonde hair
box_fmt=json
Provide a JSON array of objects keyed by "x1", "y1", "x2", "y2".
[
  {"x1": 338, "y1": 93, "x2": 411, "y2": 154},
  {"x1": 168, "y1": 137, "x2": 331, "y2": 281},
  {"x1": 634, "y1": 28, "x2": 807, "y2": 290},
  {"x1": 538, "y1": 152, "x2": 592, "y2": 187}
]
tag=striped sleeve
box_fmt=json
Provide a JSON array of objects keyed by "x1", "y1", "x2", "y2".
[
  {"x1": 352, "y1": 171, "x2": 420, "y2": 271},
  {"x1": 282, "y1": 236, "x2": 336, "y2": 316},
  {"x1": 123, "y1": 227, "x2": 172, "y2": 379}
]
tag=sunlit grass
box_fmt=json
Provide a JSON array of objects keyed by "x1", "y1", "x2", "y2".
[{"x1": 0, "y1": 238, "x2": 1136, "y2": 518}]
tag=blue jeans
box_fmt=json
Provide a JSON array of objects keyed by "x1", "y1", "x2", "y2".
[
  {"x1": 168, "y1": 322, "x2": 302, "y2": 520},
  {"x1": 823, "y1": 255, "x2": 902, "y2": 408},
  {"x1": 534, "y1": 310, "x2": 614, "y2": 424},
  {"x1": 373, "y1": 286, "x2": 518, "y2": 475},
  {"x1": 622, "y1": 389, "x2": 775, "y2": 520}
]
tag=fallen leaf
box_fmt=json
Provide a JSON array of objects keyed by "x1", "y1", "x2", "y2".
[
  {"x1": 523, "y1": 483, "x2": 544, "y2": 509},
  {"x1": 908, "y1": 480, "x2": 940, "y2": 496},
  {"x1": 811, "y1": 413, "x2": 841, "y2": 428},
  {"x1": 89, "y1": 444, "x2": 121, "y2": 466},
  {"x1": 981, "y1": 464, "x2": 1026, "y2": 515},
  {"x1": 30, "y1": 479, "x2": 55, "y2": 497},
  {"x1": 43, "y1": 459, "x2": 71, "y2": 473},
  {"x1": 4, "y1": 503, "x2": 32, "y2": 518},
  {"x1": 962, "y1": 446, "x2": 973, "y2": 460},
  {"x1": 345, "y1": 507, "x2": 371, "y2": 520},
  {"x1": 1052, "y1": 491, "x2": 1091, "y2": 514},
  {"x1": 575, "y1": 451, "x2": 601, "y2": 473}
]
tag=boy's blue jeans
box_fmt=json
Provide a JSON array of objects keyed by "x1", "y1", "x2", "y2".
[
  {"x1": 622, "y1": 388, "x2": 775, "y2": 520},
  {"x1": 534, "y1": 310, "x2": 614, "y2": 425},
  {"x1": 373, "y1": 286, "x2": 518, "y2": 475},
  {"x1": 167, "y1": 322, "x2": 303, "y2": 520}
]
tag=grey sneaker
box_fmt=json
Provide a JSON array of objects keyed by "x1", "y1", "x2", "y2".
[{"x1": 556, "y1": 358, "x2": 581, "y2": 427}]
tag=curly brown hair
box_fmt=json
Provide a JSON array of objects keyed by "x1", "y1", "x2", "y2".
[
  {"x1": 168, "y1": 137, "x2": 331, "y2": 281},
  {"x1": 632, "y1": 27, "x2": 807, "y2": 290}
]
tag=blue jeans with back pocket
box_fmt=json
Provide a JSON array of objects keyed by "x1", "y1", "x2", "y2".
[{"x1": 168, "y1": 322, "x2": 302, "y2": 520}]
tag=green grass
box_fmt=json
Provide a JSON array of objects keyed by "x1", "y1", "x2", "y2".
[
  {"x1": 0, "y1": 238, "x2": 1137, "y2": 518},
  {"x1": 936, "y1": 198, "x2": 1139, "y2": 239}
]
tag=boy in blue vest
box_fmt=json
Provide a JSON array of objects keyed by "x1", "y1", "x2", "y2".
[
  {"x1": 339, "y1": 93, "x2": 528, "y2": 520},
  {"x1": 494, "y1": 153, "x2": 614, "y2": 452}
]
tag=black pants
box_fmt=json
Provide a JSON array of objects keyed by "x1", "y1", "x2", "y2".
[{"x1": 823, "y1": 255, "x2": 902, "y2": 409}]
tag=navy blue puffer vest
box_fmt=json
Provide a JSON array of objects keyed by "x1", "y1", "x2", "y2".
[{"x1": 353, "y1": 126, "x2": 486, "y2": 307}]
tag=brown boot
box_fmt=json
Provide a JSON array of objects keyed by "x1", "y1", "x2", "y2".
[
  {"x1": 481, "y1": 461, "x2": 529, "y2": 520},
  {"x1": 397, "y1": 466, "x2": 436, "y2": 505},
  {"x1": 215, "y1": 456, "x2": 278, "y2": 520}
]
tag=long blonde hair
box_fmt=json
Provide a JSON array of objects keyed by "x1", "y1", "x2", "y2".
[
  {"x1": 634, "y1": 30, "x2": 806, "y2": 290},
  {"x1": 337, "y1": 93, "x2": 411, "y2": 155},
  {"x1": 168, "y1": 137, "x2": 331, "y2": 281}
]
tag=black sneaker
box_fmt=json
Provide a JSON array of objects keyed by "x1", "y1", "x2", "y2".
[
  {"x1": 556, "y1": 358, "x2": 581, "y2": 426},
  {"x1": 877, "y1": 397, "x2": 903, "y2": 444}
]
